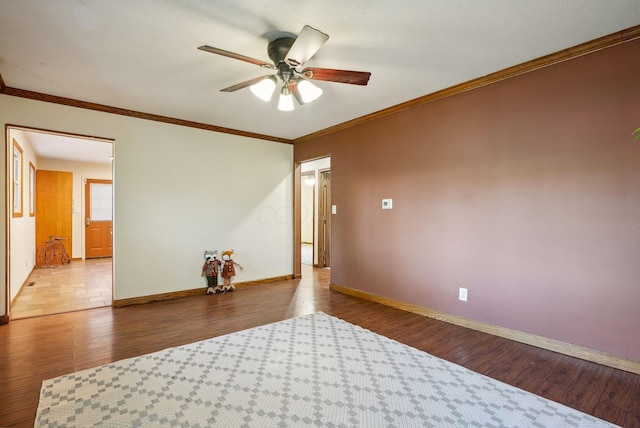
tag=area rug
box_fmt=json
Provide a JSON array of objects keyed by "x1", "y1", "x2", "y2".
[{"x1": 36, "y1": 312, "x2": 617, "y2": 427}]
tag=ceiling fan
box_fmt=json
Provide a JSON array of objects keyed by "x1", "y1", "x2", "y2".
[{"x1": 198, "y1": 25, "x2": 371, "y2": 111}]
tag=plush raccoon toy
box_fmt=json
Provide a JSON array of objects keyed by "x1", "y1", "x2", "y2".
[{"x1": 201, "y1": 250, "x2": 221, "y2": 294}]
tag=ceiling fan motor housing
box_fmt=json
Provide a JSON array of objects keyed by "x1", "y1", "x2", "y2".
[
  {"x1": 268, "y1": 37, "x2": 295, "y2": 65},
  {"x1": 268, "y1": 37, "x2": 296, "y2": 82}
]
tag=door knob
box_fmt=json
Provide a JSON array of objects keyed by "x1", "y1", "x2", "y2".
[{"x1": 85, "y1": 218, "x2": 90, "y2": 226}]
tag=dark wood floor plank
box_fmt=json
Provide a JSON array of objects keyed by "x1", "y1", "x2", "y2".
[
  {"x1": 474, "y1": 341, "x2": 544, "y2": 385},
  {"x1": 620, "y1": 378, "x2": 640, "y2": 428},
  {"x1": 509, "y1": 347, "x2": 566, "y2": 393},
  {"x1": 560, "y1": 364, "x2": 611, "y2": 415},
  {"x1": 534, "y1": 356, "x2": 589, "y2": 403},
  {"x1": 1, "y1": 265, "x2": 638, "y2": 427},
  {"x1": 592, "y1": 370, "x2": 640, "y2": 426}
]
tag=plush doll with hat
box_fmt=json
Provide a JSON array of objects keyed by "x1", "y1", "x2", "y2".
[
  {"x1": 220, "y1": 249, "x2": 243, "y2": 292},
  {"x1": 201, "y1": 250, "x2": 222, "y2": 294}
]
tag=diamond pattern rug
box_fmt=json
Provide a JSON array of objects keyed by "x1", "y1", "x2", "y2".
[{"x1": 35, "y1": 312, "x2": 617, "y2": 427}]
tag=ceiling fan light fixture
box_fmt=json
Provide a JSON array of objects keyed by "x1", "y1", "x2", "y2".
[
  {"x1": 250, "y1": 76, "x2": 277, "y2": 101},
  {"x1": 199, "y1": 25, "x2": 371, "y2": 111},
  {"x1": 278, "y1": 86, "x2": 295, "y2": 111},
  {"x1": 297, "y1": 79, "x2": 323, "y2": 103}
]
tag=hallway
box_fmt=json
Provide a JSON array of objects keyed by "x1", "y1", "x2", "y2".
[{"x1": 11, "y1": 258, "x2": 112, "y2": 319}]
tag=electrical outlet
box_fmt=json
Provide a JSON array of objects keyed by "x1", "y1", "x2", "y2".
[{"x1": 459, "y1": 287, "x2": 468, "y2": 302}]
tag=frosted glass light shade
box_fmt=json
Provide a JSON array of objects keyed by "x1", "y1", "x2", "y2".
[
  {"x1": 250, "y1": 76, "x2": 277, "y2": 101},
  {"x1": 278, "y1": 87, "x2": 295, "y2": 111},
  {"x1": 297, "y1": 79, "x2": 323, "y2": 103}
]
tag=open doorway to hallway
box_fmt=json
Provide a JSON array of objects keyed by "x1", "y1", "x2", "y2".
[
  {"x1": 300, "y1": 157, "x2": 331, "y2": 272},
  {"x1": 6, "y1": 126, "x2": 114, "y2": 319}
]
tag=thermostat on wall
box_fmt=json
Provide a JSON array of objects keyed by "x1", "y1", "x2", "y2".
[{"x1": 382, "y1": 199, "x2": 393, "y2": 209}]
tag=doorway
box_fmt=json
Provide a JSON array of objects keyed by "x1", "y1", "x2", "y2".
[
  {"x1": 301, "y1": 171, "x2": 315, "y2": 266},
  {"x1": 6, "y1": 126, "x2": 114, "y2": 319},
  {"x1": 299, "y1": 157, "x2": 331, "y2": 272}
]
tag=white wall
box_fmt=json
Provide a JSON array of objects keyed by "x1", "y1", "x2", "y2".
[
  {"x1": 1, "y1": 94, "x2": 293, "y2": 314},
  {"x1": 8, "y1": 129, "x2": 37, "y2": 304},
  {"x1": 36, "y1": 158, "x2": 112, "y2": 259}
]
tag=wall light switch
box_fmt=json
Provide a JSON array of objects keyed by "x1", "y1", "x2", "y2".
[
  {"x1": 382, "y1": 199, "x2": 393, "y2": 209},
  {"x1": 331, "y1": 205, "x2": 337, "y2": 215}
]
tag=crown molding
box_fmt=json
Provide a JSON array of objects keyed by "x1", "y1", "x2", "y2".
[
  {"x1": 294, "y1": 24, "x2": 640, "y2": 145},
  {"x1": 0, "y1": 85, "x2": 293, "y2": 145}
]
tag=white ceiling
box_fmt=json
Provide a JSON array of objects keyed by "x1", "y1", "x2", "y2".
[
  {"x1": 11, "y1": 128, "x2": 113, "y2": 165},
  {"x1": 1, "y1": 0, "x2": 639, "y2": 147}
]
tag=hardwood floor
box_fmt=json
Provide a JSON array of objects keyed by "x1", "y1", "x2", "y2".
[
  {"x1": 1, "y1": 264, "x2": 639, "y2": 427},
  {"x1": 11, "y1": 258, "x2": 112, "y2": 319}
]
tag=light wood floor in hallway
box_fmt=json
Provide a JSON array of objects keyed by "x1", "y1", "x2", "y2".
[{"x1": 11, "y1": 258, "x2": 112, "y2": 319}]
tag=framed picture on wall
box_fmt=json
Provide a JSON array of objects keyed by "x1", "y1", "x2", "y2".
[
  {"x1": 12, "y1": 139, "x2": 23, "y2": 218},
  {"x1": 29, "y1": 161, "x2": 36, "y2": 217}
]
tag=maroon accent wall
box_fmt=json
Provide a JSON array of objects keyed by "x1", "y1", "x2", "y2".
[{"x1": 295, "y1": 39, "x2": 640, "y2": 361}]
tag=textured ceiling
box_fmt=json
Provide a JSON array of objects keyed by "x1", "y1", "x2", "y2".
[
  {"x1": 9, "y1": 128, "x2": 114, "y2": 165},
  {"x1": 1, "y1": 0, "x2": 640, "y2": 147}
]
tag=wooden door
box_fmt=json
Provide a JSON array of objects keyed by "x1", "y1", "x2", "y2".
[
  {"x1": 35, "y1": 170, "x2": 73, "y2": 257},
  {"x1": 85, "y1": 179, "x2": 113, "y2": 258},
  {"x1": 317, "y1": 169, "x2": 331, "y2": 268}
]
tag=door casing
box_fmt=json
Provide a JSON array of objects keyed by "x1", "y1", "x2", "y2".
[{"x1": 317, "y1": 169, "x2": 331, "y2": 268}]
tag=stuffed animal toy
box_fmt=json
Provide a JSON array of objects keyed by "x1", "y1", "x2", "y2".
[
  {"x1": 202, "y1": 250, "x2": 221, "y2": 294},
  {"x1": 220, "y1": 250, "x2": 243, "y2": 292}
]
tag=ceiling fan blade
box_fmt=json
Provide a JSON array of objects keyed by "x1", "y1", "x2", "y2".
[
  {"x1": 198, "y1": 45, "x2": 275, "y2": 69},
  {"x1": 301, "y1": 67, "x2": 371, "y2": 85},
  {"x1": 284, "y1": 25, "x2": 329, "y2": 68},
  {"x1": 287, "y1": 80, "x2": 305, "y2": 105},
  {"x1": 221, "y1": 75, "x2": 274, "y2": 92}
]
